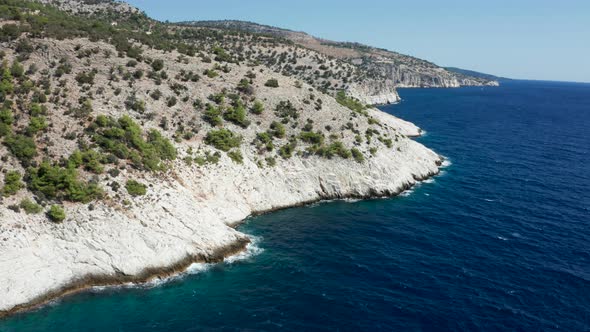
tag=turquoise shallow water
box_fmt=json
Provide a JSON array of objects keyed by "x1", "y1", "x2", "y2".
[{"x1": 1, "y1": 80, "x2": 589, "y2": 331}]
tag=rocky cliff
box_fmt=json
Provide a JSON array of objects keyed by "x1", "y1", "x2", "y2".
[{"x1": 0, "y1": 0, "x2": 444, "y2": 316}]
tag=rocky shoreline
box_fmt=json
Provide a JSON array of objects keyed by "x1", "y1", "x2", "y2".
[
  {"x1": 0, "y1": 237, "x2": 250, "y2": 319},
  {"x1": 0, "y1": 110, "x2": 442, "y2": 319},
  {"x1": 0, "y1": 165, "x2": 444, "y2": 319},
  {"x1": 0, "y1": 167, "x2": 442, "y2": 319}
]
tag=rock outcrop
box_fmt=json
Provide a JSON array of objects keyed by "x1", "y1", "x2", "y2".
[
  {"x1": 0, "y1": 1, "x2": 446, "y2": 317},
  {"x1": 0, "y1": 111, "x2": 441, "y2": 316}
]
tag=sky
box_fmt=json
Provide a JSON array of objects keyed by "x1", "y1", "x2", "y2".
[{"x1": 125, "y1": 0, "x2": 590, "y2": 83}]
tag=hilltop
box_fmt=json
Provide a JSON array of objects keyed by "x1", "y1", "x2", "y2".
[
  {"x1": 186, "y1": 20, "x2": 499, "y2": 90},
  {"x1": 1, "y1": 0, "x2": 446, "y2": 316}
]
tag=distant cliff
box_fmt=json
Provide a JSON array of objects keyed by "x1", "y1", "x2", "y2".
[{"x1": 187, "y1": 20, "x2": 500, "y2": 97}]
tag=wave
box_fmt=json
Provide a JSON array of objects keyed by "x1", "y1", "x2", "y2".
[
  {"x1": 441, "y1": 158, "x2": 452, "y2": 168},
  {"x1": 86, "y1": 235, "x2": 264, "y2": 293},
  {"x1": 224, "y1": 235, "x2": 264, "y2": 264},
  {"x1": 400, "y1": 189, "x2": 415, "y2": 197}
]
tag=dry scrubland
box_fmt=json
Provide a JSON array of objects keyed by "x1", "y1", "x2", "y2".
[{"x1": 0, "y1": 0, "x2": 490, "y2": 316}]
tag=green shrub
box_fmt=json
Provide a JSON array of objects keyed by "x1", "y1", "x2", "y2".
[
  {"x1": 203, "y1": 104, "x2": 223, "y2": 126},
  {"x1": 19, "y1": 198, "x2": 42, "y2": 214},
  {"x1": 3, "y1": 134, "x2": 37, "y2": 164},
  {"x1": 48, "y1": 205, "x2": 66, "y2": 222},
  {"x1": 75, "y1": 71, "x2": 95, "y2": 85},
  {"x1": 223, "y1": 103, "x2": 250, "y2": 128},
  {"x1": 368, "y1": 117, "x2": 380, "y2": 125},
  {"x1": 0, "y1": 108, "x2": 14, "y2": 124},
  {"x1": 194, "y1": 151, "x2": 221, "y2": 166},
  {"x1": 27, "y1": 161, "x2": 102, "y2": 203},
  {"x1": 125, "y1": 180, "x2": 147, "y2": 196},
  {"x1": 0, "y1": 60, "x2": 14, "y2": 98},
  {"x1": 237, "y1": 78, "x2": 253, "y2": 94},
  {"x1": 227, "y1": 150, "x2": 243, "y2": 164},
  {"x1": 336, "y1": 91, "x2": 366, "y2": 113},
  {"x1": 150, "y1": 89, "x2": 162, "y2": 100},
  {"x1": 26, "y1": 116, "x2": 47, "y2": 136},
  {"x1": 315, "y1": 141, "x2": 352, "y2": 159},
  {"x1": 166, "y1": 96, "x2": 177, "y2": 107},
  {"x1": 379, "y1": 137, "x2": 393, "y2": 148},
  {"x1": 251, "y1": 100, "x2": 264, "y2": 115},
  {"x1": 255, "y1": 132, "x2": 274, "y2": 151},
  {"x1": 0, "y1": 107, "x2": 13, "y2": 137},
  {"x1": 265, "y1": 157, "x2": 277, "y2": 167},
  {"x1": 212, "y1": 46, "x2": 234, "y2": 63},
  {"x1": 274, "y1": 100, "x2": 298, "y2": 120},
  {"x1": 125, "y1": 95, "x2": 146, "y2": 113},
  {"x1": 151, "y1": 59, "x2": 164, "y2": 71},
  {"x1": 351, "y1": 148, "x2": 365, "y2": 163},
  {"x1": 205, "y1": 129, "x2": 242, "y2": 152},
  {"x1": 80, "y1": 150, "x2": 105, "y2": 173},
  {"x1": 10, "y1": 60, "x2": 24, "y2": 77},
  {"x1": 278, "y1": 140, "x2": 297, "y2": 159},
  {"x1": 91, "y1": 115, "x2": 176, "y2": 171},
  {"x1": 29, "y1": 103, "x2": 47, "y2": 117},
  {"x1": 299, "y1": 131, "x2": 325, "y2": 145},
  {"x1": 265, "y1": 79, "x2": 279, "y2": 88},
  {"x1": 204, "y1": 69, "x2": 218, "y2": 78},
  {"x1": 2, "y1": 170, "x2": 23, "y2": 196},
  {"x1": 269, "y1": 121, "x2": 286, "y2": 138}
]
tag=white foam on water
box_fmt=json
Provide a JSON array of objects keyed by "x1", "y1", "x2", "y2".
[
  {"x1": 442, "y1": 159, "x2": 452, "y2": 168},
  {"x1": 343, "y1": 198, "x2": 362, "y2": 203},
  {"x1": 224, "y1": 235, "x2": 264, "y2": 264},
  {"x1": 83, "y1": 235, "x2": 263, "y2": 294},
  {"x1": 400, "y1": 189, "x2": 414, "y2": 197},
  {"x1": 185, "y1": 262, "x2": 212, "y2": 275},
  {"x1": 422, "y1": 178, "x2": 436, "y2": 184},
  {"x1": 497, "y1": 236, "x2": 508, "y2": 241}
]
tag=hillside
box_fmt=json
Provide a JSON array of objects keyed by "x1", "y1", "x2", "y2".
[
  {"x1": 0, "y1": 0, "x2": 443, "y2": 316},
  {"x1": 187, "y1": 20, "x2": 500, "y2": 90}
]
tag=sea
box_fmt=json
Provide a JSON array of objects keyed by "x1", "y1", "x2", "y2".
[{"x1": 1, "y1": 80, "x2": 589, "y2": 331}]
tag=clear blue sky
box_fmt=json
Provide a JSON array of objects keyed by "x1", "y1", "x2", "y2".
[{"x1": 126, "y1": 0, "x2": 590, "y2": 83}]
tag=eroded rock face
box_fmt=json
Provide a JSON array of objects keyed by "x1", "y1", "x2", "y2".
[
  {"x1": 0, "y1": 111, "x2": 441, "y2": 315},
  {"x1": 348, "y1": 83, "x2": 401, "y2": 106}
]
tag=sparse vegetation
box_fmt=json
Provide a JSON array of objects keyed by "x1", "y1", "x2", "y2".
[
  {"x1": 125, "y1": 180, "x2": 147, "y2": 196},
  {"x1": 19, "y1": 198, "x2": 42, "y2": 214},
  {"x1": 205, "y1": 129, "x2": 242, "y2": 151},
  {"x1": 264, "y1": 79, "x2": 279, "y2": 88},
  {"x1": 48, "y1": 205, "x2": 66, "y2": 222},
  {"x1": 227, "y1": 150, "x2": 243, "y2": 164},
  {"x1": 2, "y1": 170, "x2": 23, "y2": 196},
  {"x1": 336, "y1": 91, "x2": 366, "y2": 113},
  {"x1": 351, "y1": 148, "x2": 364, "y2": 163}
]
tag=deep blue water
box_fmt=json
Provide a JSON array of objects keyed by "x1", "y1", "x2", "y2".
[{"x1": 2, "y1": 80, "x2": 589, "y2": 331}]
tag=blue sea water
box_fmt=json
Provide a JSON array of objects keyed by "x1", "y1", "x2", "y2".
[{"x1": 1, "y1": 80, "x2": 589, "y2": 331}]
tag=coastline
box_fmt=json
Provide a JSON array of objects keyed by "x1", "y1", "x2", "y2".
[
  {"x1": 0, "y1": 108, "x2": 442, "y2": 319},
  {"x1": 0, "y1": 238, "x2": 250, "y2": 319},
  {"x1": 0, "y1": 164, "x2": 441, "y2": 319}
]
